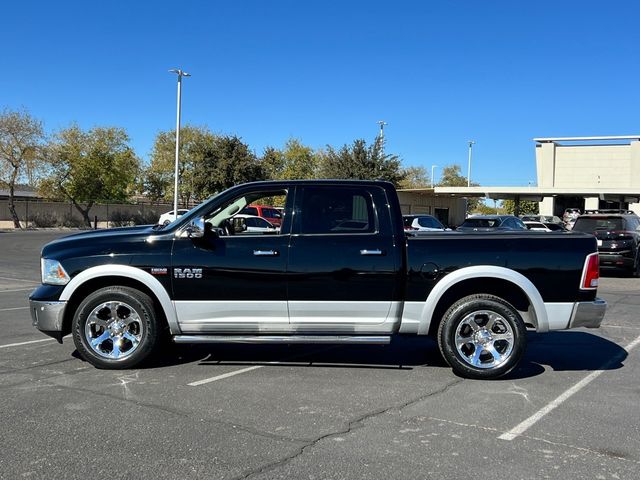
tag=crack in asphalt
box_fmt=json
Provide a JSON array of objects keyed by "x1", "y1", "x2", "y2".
[
  {"x1": 43, "y1": 382, "x2": 310, "y2": 445},
  {"x1": 50, "y1": 383, "x2": 191, "y2": 418},
  {"x1": 423, "y1": 416, "x2": 640, "y2": 466},
  {"x1": 525, "y1": 433, "x2": 640, "y2": 465},
  {"x1": 232, "y1": 378, "x2": 465, "y2": 480}
]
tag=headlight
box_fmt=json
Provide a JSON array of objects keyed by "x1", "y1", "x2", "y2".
[{"x1": 41, "y1": 258, "x2": 70, "y2": 285}]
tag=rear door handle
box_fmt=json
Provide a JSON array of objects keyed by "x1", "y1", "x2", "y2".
[
  {"x1": 253, "y1": 250, "x2": 279, "y2": 256},
  {"x1": 360, "y1": 249, "x2": 384, "y2": 256}
]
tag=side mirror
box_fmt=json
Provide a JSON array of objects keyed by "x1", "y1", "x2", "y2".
[{"x1": 186, "y1": 217, "x2": 206, "y2": 238}]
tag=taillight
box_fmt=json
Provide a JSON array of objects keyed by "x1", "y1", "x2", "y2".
[{"x1": 580, "y1": 252, "x2": 599, "y2": 290}]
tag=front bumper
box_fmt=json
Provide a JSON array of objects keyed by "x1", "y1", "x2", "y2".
[
  {"x1": 569, "y1": 298, "x2": 607, "y2": 329},
  {"x1": 30, "y1": 299, "x2": 67, "y2": 341}
]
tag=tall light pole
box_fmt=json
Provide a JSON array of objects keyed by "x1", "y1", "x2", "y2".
[
  {"x1": 169, "y1": 68, "x2": 191, "y2": 220},
  {"x1": 467, "y1": 140, "x2": 475, "y2": 187},
  {"x1": 431, "y1": 164, "x2": 438, "y2": 188},
  {"x1": 377, "y1": 120, "x2": 388, "y2": 140}
]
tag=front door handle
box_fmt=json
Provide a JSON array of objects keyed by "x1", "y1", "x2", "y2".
[
  {"x1": 253, "y1": 250, "x2": 279, "y2": 256},
  {"x1": 360, "y1": 249, "x2": 384, "y2": 256}
]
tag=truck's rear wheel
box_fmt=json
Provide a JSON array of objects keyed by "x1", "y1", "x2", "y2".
[
  {"x1": 72, "y1": 286, "x2": 160, "y2": 369},
  {"x1": 437, "y1": 294, "x2": 526, "y2": 379}
]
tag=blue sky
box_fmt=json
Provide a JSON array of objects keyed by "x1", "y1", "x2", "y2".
[{"x1": 2, "y1": 0, "x2": 639, "y2": 186}]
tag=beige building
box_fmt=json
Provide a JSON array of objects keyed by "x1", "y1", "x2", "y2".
[
  {"x1": 435, "y1": 135, "x2": 640, "y2": 217},
  {"x1": 535, "y1": 136, "x2": 640, "y2": 215},
  {"x1": 396, "y1": 189, "x2": 467, "y2": 227}
]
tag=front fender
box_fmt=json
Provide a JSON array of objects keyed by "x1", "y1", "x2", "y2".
[{"x1": 59, "y1": 264, "x2": 180, "y2": 334}]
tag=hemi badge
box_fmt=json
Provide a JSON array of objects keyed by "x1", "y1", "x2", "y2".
[{"x1": 151, "y1": 268, "x2": 168, "y2": 275}]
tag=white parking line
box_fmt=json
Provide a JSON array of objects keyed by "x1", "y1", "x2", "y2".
[
  {"x1": 0, "y1": 306, "x2": 29, "y2": 312},
  {"x1": 0, "y1": 287, "x2": 38, "y2": 293},
  {"x1": 188, "y1": 346, "x2": 337, "y2": 386},
  {"x1": 0, "y1": 276, "x2": 38, "y2": 283},
  {"x1": 0, "y1": 338, "x2": 55, "y2": 349},
  {"x1": 0, "y1": 334, "x2": 72, "y2": 349},
  {"x1": 499, "y1": 333, "x2": 640, "y2": 441},
  {"x1": 188, "y1": 365, "x2": 267, "y2": 386}
]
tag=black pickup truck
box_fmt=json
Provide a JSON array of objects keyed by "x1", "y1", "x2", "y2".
[{"x1": 29, "y1": 180, "x2": 606, "y2": 379}]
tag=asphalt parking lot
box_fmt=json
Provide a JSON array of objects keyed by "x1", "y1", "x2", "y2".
[{"x1": 1, "y1": 230, "x2": 639, "y2": 479}]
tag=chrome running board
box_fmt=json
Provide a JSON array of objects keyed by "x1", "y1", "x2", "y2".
[{"x1": 173, "y1": 335, "x2": 391, "y2": 345}]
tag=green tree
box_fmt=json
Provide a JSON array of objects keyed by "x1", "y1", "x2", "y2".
[
  {"x1": 318, "y1": 137, "x2": 405, "y2": 185},
  {"x1": 260, "y1": 146, "x2": 285, "y2": 180},
  {"x1": 192, "y1": 134, "x2": 265, "y2": 198},
  {"x1": 280, "y1": 138, "x2": 318, "y2": 179},
  {"x1": 437, "y1": 164, "x2": 480, "y2": 211},
  {"x1": 398, "y1": 166, "x2": 431, "y2": 189},
  {"x1": 471, "y1": 201, "x2": 499, "y2": 215},
  {"x1": 141, "y1": 166, "x2": 171, "y2": 204},
  {"x1": 147, "y1": 125, "x2": 214, "y2": 206},
  {"x1": 261, "y1": 138, "x2": 320, "y2": 180},
  {"x1": 0, "y1": 108, "x2": 45, "y2": 228},
  {"x1": 41, "y1": 125, "x2": 140, "y2": 227},
  {"x1": 437, "y1": 164, "x2": 470, "y2": 187},
  {"x1": 502, "y1": 199, "x2": 539, "y2": 215}
]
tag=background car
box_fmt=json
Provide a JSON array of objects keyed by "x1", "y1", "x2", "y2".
[
  {"x1": 572, "y1": 210, "x2": 640, "y2": 276},
  {"x1": 403, "y1": 214, "x2": 447, "y2": 233},
  {"x1": 158, "y1": 209, "x2": 190, "y2": 225},
  {"x1": 456, "y1": 215, "x2": 528, "y2": 232},
  {"x1": 520, "y1": 214, "x2": 563, "y2": 224},
  {"x1": 523, "y1": 221, "x2": 553, "y2": 232},
  {"x1": 543, "y1": 222, "x2": 567, "y2": 231},
  {"x1": 231, "y1": 214, "x2": 278, "y2": 234},
  {"x1": 240, "y1": 204, "x2": 283, "y2": 227}
]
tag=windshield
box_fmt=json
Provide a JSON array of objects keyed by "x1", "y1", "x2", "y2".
[
  {"x1": 154, "y1": 191, "x2": 228, "y2": 231},
  {"x1": 573, "y1": 217, "x2": 625, "y2": 232},
  {"x1": 417, "y1": 216, "x2": 443, "y2": 228},
  {"x1": 461, "y1": 218, "x2": 501, "y2": 228}
]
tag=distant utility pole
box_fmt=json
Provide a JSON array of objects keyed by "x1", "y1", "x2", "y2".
[
  {"x1": 431, "y1": 165, "x2": 438, "y2": 188},
  {"x1": 377, "y1": 120, "x2": 388, "y2": 140},
  {"x1": 169, "y1": 68, "x2": 191, "y2": 220},
  {"x1": 467, "y1": 140, "x2": 476, "y2": 187}
]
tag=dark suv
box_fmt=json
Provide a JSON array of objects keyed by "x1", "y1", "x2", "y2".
[{"x1": 572, "y1": 211, "x2": 640, "y2": 276}]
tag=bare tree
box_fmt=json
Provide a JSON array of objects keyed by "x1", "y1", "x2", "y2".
[{"x1": 0, "y1": 108, "x2": 45, "y2": 228}]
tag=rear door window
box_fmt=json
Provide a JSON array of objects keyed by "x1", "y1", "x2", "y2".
[{"x1": 297, "y1": 187, "x2": 376, "y2": 235}]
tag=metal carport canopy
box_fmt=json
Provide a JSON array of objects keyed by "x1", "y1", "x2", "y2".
[{"x1": 428, "y1": 186, "x2": 640, "y2": 202}]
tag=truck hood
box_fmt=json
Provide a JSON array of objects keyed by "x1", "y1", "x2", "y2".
[{"x1": 41, "y1": 225, "x2": 162, "y2": 259}]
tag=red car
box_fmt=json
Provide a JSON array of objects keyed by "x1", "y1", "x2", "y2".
[{"x1": 240, "y1": 204, "x2": 283, "y2": 227}]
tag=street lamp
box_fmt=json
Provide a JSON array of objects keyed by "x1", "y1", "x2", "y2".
[
  {"x1": 431, "y1": 165, "x2": 438, "y2": 188},
  {"x1": 467, "y1": 140, "x2": 475, "y2": 187},
  {"x1": 169, "y1": 68, "x2": 191, "y2": 221},
  {"x1": 377, "y1": 120, "x2": 388, "y2": 140}
]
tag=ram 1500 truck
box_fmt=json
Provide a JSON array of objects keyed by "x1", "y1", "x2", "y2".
[{"x1": 29, "y1": 180, "x2": 606, "y2": 379}]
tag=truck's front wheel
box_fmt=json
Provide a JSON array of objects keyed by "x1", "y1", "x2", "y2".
[
  {"x1": 438, "y1": 294, "x2": 526, "y2": 379},
  {"x1": 72, "y1": 286, "x2": 160, "y2": 369}
]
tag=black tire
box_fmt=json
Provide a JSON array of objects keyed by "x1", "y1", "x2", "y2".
[
  {"x1": 437, "y1": 294, "x2": 527, "y2": 380},
  {"x1": 72, "y1": 286, "x2": 161, "y2": 369}
]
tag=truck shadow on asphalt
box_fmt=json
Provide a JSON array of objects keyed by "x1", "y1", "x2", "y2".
[
  {"x1": 507, "y1": 331, "x2": 628, "y2": 379},
  {"x1": 123, "y1": 331, "x2": 628, "y2": 380}
]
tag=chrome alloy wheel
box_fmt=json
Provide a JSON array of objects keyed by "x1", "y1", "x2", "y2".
[
  {"x1": 454, "y1": 309, "x2": 515, "y2": 369},
  {"x1": 84, "y1": 301, "x2": 144, "y2": 360}
]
